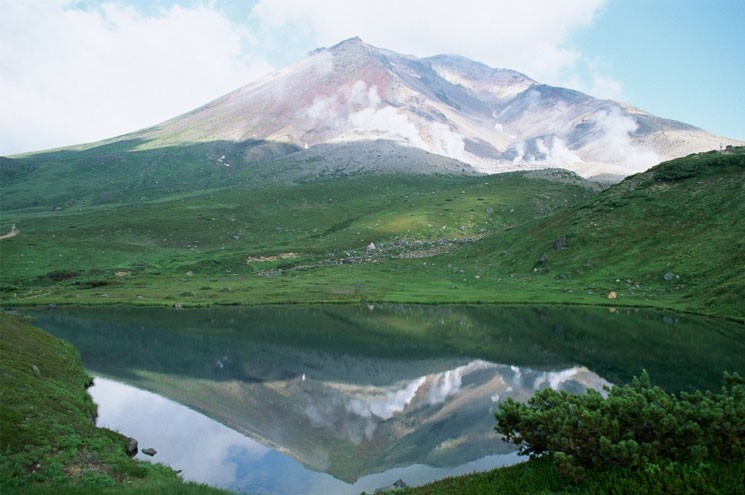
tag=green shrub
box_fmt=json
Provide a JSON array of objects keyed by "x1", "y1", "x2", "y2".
[{"x1": 495, "y1": 371, "x2": 745, "y2": 474}]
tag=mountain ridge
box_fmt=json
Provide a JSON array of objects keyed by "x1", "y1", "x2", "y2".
[
  {"x1": 122, "y1": 36, "x2": 740, "y2": 179},
  {"x1": 8, "y1": 37, "x2": 740, "y2": 181}
]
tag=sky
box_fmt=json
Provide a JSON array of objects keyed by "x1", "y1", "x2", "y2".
[{"x1": 1, "y1": 0, "x2": 743, "y2": 156}]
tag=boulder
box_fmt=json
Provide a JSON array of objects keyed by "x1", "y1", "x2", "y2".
[
  {"x1": 374, "y1": 478, "x2": 409, "y2": 493},
  {"x1": 142, "y1": 448, "x2": 157, "y2": 457},
  {"x1": 126, "y1": 438, "x2": 138, "y2": 457}
]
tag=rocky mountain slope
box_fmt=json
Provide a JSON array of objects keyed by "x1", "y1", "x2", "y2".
[{"x1": 125, "y1": 37, "x2": 740, "y2": 179}]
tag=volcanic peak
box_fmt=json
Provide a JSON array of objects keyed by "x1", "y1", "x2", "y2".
[{"x1": 130, "y1": 38, "x2": 743, "y2": 179}]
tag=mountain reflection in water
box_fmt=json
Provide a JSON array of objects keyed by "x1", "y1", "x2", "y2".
[
  {"x1": 89, "y1": 359, "x2": 606, "y2": 495},
  {"x1": 293, "y1": 360, "x2": 609, "y2": 451},
  {"x1": 93, "y1": 377, "x2": 522, "y2": 494},
  {"x1": 30, "y1": 304, "x2": 745, "y2": 494}
]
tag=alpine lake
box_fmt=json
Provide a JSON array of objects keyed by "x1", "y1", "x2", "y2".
[{"x1": 28, "y1": 304, "x2": 745, "y2": 495}]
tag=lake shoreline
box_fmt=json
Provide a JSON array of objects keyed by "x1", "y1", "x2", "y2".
[
  {"x1": 0, "y1": 315, "x2": 745, "y2": 495},
  {"x1": 4, "y1": 297, "x2": 743, "y2": 324},
  {"x1": 0, "y1": 312, "x2": 233, "y2": 495}
]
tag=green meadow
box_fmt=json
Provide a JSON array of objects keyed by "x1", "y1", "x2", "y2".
[
  {"x1": 2, "y1": 146, "x2": 744, "y2": 320},
  {"x1": 2, "y1": 146, "x2": 744, "y2": 494}
]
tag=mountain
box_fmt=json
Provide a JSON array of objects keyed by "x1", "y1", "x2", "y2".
[
  {"x1": 2, "y1": 37, "x2": 741, "y2": 211},
  {"x1": 123, "y1": 37, "x2": 739, "y2": 179}
]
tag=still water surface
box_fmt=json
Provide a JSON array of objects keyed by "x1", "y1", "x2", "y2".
[
  {"x1": 31, "y1": 304, "x2": 745, "y2": 494},
  {"x1": 90, "y1": 376, "x2": 521, "y2": 494}
]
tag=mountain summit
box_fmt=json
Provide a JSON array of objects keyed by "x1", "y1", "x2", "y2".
[{"x1": 124, "y1": 38, "x2": 742, "y2": 178}]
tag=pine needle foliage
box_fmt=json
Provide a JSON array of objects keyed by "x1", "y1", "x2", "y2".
[{"x1": 495, "y1": 371, "x2": 745, "y2": 476}]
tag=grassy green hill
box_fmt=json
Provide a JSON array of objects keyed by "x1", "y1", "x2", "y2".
[
  {"x1": 0, "y1": 154, "x2": 599, "y2": 305},
  {"x1": 2, "y1": 144, "x2": 743, "y2": 319},
  {"x1": 461, "y1": 146, "x2": 745, "y2": 318}
]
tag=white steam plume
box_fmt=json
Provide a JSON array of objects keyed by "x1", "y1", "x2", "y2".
[
  {"x1": 591, "y1": 108, "x2": 660, "y2": 171},
  {"x1": 535, "y1": 136, "x2": 583, "y2": 166}
]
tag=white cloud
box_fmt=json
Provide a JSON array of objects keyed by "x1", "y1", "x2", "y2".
[
  {"x1": 559, "y1": 59, "x2": 624, "y2": 100},
  {"x1": 306, "y1": 93, "x2": 340, "y2": 122},
  {"x1": 586, "y1": 73, "x2": 624, "y2": 100},
  {"x1": 0, "y1": 0, "x2": 273, "y2": 155},
  {"x1": 90, "y1": 377, "x2": 269, "y2": 486},
  {"x1": 250, "y1": 0, "x2": 609, "y2": 86}
]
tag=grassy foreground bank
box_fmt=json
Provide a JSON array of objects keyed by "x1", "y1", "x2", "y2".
[
  {"x1": 0, "y1": 312, "x2": 231, "y2": 495},
  {"x1": 384, "y1": 456, "x2": 745, "y2": 495}
]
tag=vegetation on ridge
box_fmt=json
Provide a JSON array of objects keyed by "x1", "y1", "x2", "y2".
[
  {"x1": 385, "y1": 456, "x2": 745, "y2": 495},
  {"x1": 469, "y1": 146, "x2": 745, "y2": 319}
]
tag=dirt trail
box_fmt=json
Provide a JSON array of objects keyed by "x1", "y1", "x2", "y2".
[{"x1": 0, "y1": 229, "x2": 19, "y2": 241}]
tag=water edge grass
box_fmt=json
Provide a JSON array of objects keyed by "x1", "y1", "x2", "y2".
[{"x1": 0, "y1": 311, "x2": 232, "y2": 494}]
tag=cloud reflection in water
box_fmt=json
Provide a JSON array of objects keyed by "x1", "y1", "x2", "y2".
[{"x1": 90, "y1": 359, "x2": 608, "y2": 495}]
